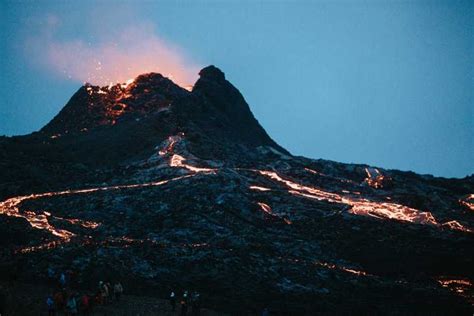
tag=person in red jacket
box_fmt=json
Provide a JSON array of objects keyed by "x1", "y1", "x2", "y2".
[{"x1": 81, "y1": 294, "x2": 90, "y2": 315}]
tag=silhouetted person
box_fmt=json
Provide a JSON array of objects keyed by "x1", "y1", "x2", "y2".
[
  {"x1": 191, "y1": 291, "x2": 200, "y2": 316},
  {"x1": 113, "y1": 282, "x2": 123, "y2": 301},
  {"x1": 47, "y1": 294, "x2": 56, "y2": 316},
  {"x1": 180, "y1": 298, "x2": 188, "y2": 316},
  {"x1": 0, "y1": 286, "x2": 6, "y2": 316},
  {"x1": 169, "y1": 291, "x2": 176, "y2": 311},
  {"x1": 54, "y1": 291, "x2": 65, "y2": 313},
  {"x1": 99, "y1": 281, "x2": 109, "y2": 304},
  {"x1": 59, "y1": 272, "x2": 67, "y2": 288},
  {"x1": 66, "y1": 294, "x2": 78, "y2": 315},
  {"x1": 80, "y1": 294, "x2": 90, "y2": 315}
]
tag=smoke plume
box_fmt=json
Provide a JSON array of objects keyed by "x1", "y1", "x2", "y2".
[{"x1": 25, "y1": 14, "x2": 200, "y2": 88}]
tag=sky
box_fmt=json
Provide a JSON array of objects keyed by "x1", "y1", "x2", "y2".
[{"x1": 0, "y1": 0, "x2": 472, "y2": 178}]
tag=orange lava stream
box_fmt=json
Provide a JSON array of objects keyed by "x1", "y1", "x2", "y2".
[
  {"x1": 258, "y1": 171, "x2": 472, "y2": 233},
  {"x1": 158, "y1": 135, "x2": 181, "y2": 156},
  {"x1": 438, "y1": 278, "x2": 473, "y2": 289},
  {"x1": 250, "y1": 186, "x2": 272, "y2": 192},
  {"x1": 0, "y1": 175, "x2": 194, "y2": 245},
  {"x1": 158, "y1": 135, "x2": 216, "y2": 174},
  {"x1": 257, "y1": 202, "x2": 273, "y2": 215},
  {"x1": 315, "y1": 261, "x2": 370, "y2": 277},
  {"x1": 170, "y1": 154, "x2": 216, "y2": 173},
  {"x1": 437, "y1": 277, "x2": 474, "y2": 302},
  {"x1": 49, "y1": 214, "x2": 100, "y2": 229},
  {"x1": 459, "y1": 194, "x2": 474, "y2": 211},
  {"x1": 18, "y1": 240, "x2": 70, "y2": 254},
  {"x1": 364, "y1": 167, "x2": 385, "y2": 189},
  {"x1": 257, "y1": 202, "x2": 291, "y2": 225}
]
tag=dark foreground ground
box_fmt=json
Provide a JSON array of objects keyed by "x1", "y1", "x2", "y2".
[{"x1": 0, "y1": 282, "x2": 225, "y2": 316}]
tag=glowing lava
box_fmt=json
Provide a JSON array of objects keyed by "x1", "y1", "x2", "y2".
[
  {"x1": 459, "y1": 194, "x2": 474, "y2": 211},
  {"x1": 250, "y1": 186, "x2": 272, "y2": 192},
  {"x1": 157, "y1": 134, "x2": 216, "y2": 173},
  {"x1": 0, "y1": 175, "x2": 195, "y2": 248},
  {"x1": 258, "y1": 170, "x2": 471, "y2": 232},
  {"x1": 437, "y1": 277, "x2": 474, "y2": 303},
  {"x1": 315, "y1": 261, "x2": 370, "y2": 277},
  {"x1": 170, "y1": 155, "x2": 216, "y2": 173},
  {"x1": 257, "y1": 202, "x2": 291, "y2": 225},
  {"x1": 364, "y1": 167, "x2": 386, "y2": 189}
]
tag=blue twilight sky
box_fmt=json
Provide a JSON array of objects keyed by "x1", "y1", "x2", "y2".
[{"x1": 0, "y1": 0, "x2": 472, "y2": 178}]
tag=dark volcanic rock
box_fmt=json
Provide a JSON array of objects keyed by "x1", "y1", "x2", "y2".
[{"x1": 0, "y1": 66, "x2": 473, "y2": 314}]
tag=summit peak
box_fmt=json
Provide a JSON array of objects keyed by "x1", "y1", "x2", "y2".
[{"x1": 198, "y1": 65, "x2": 225, "y2": 82}]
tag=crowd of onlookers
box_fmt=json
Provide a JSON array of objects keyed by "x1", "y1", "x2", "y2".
[
  {"x1": 168, "y1": 289, "x2": 201, "y2": 316},
  {"x1": 45, "y1": 269, "x2": 124, "y2": 315},
  {"x1": 0, "y1": 265, "x2": 214, "y2": 316},
  {"x1": 44, "y1": 267, "x2": 202, "y2": 315}
]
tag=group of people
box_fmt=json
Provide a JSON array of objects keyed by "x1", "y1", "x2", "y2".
[
  {"x1": 169, "y1": 290, "x2": 201, "y2": 315},
  {"x1": 45, "y1": 269, "x2": 123, "y2": 315}
]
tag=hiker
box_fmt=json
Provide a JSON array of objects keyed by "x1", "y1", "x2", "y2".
[
  {"x1": 47, "y1": 294, "x2": 56, "y2": 316},
  {"x1": 169, "y1": 291, "x2": 176, "y2": 311},
  {"x1": 191, "y1": 291, "x2": 200, "y2": 316},
  {"x1": 99, "y1": 281, "x2": 109, "y2": 304},
  {"x1": 80, "y1": 294, "x2": 90, "y2": 315},
  {"x1": 59, "y1": 273, "x2": 67, "y2": 288},
  {"x1": 97, "y1": 281, "x2": 104, "y2": 304},
  {"x1": 47, "y1": 267, "x2": 56, "y2": 285},
  {"x1": 105, "y1": 282, "x2": 112, "y2": 303},
  {"x1": 94, "y1": 290, "x2": 103, "y2": 306},
  {"x1": 183, "y1": 290, "x2": 188, "y2": 302},
  {"x1": 54, "y1": 291, "x2": 65, "y2": 313},
  {"x1": 113, "y1": 281, "x2": 123, "y2": 301},
  {"x1": 67, "y1": 270, "x2": 77, "y2": 288},
  {"x1": 0, "y1": 286, "x2": 5, "y2": 316},
  {"x1": 180, "y1": 298, "x2": 188, "y2": 316},
  {"x1": 66, "y1": 294, "x2": 78, "y2": 315}
]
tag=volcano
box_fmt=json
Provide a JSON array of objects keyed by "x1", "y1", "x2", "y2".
[{"x1": 0, "y1": 66, "x2": 473, "y2": 314}]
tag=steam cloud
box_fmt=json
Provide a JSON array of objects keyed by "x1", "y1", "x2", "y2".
[{"x1": 25, "y1": 15, "x2": 200, "y2": 88}]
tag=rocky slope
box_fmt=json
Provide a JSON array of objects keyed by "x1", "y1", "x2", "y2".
[{"x1": 0, "y1": 66, "x2": 473, "y2": 314}]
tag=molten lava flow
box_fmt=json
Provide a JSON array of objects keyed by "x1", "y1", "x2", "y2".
[
  {"x1": 257, "y1": 202, "x2": 291, "y2": 225},
  {"x1": 159, "y1": 135, "x2": 182, "y2": 156},
  {"x1": 257, "y1": 202, "x2": 273, "y2": 215},
  {"x1": 50, "y1": 214, "x2": 100, "y2": 229},
  {"x1": 259, "y1": 171, "x2": 342, "y2": 202},
  {"x1": 18, "y1": 240, "x2": 70, "y2": 254},
  {"x1": 84, "y1": 81, "x2": 137, "y2": 126},
  {"x1": 459, "y1": 194, "x2": 474, "y2": 211},
  {"x1": 23, "y1": 211, "x2": 74, "y2": 239},
  {"x1": 156, "y1": 134, "x2": 216, "y2": 174},
  {"x1": 437, "y1": 277, "x2": 474, "y2": 302},
  {"x1": 364, "y1": 167, "x2": 386, "y2": 189},
  {"x1": 347, "y1": 200, "x2": 438, "y2": 225},
  {"x1": 315, "y1": 261, "x2": 370, "y2": 277},
  {"x1": 170, "y1": 154, "x2": 216, "y2": 173},
  {"x1": 250, "y1": 186, "x2": 272, "y2": 192},
  {"x1": 437, "y1": 278, "x2": 472, "y2": 292},
  {"x1": 304, "y1": 167, "x2": 325, "y2": 176},
  {"x1": 258, "y1": 170, "x2": 472, "y2": 232},
  {"x1": 0, "y1": 174, "x2": 195, "y2": 249}
]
